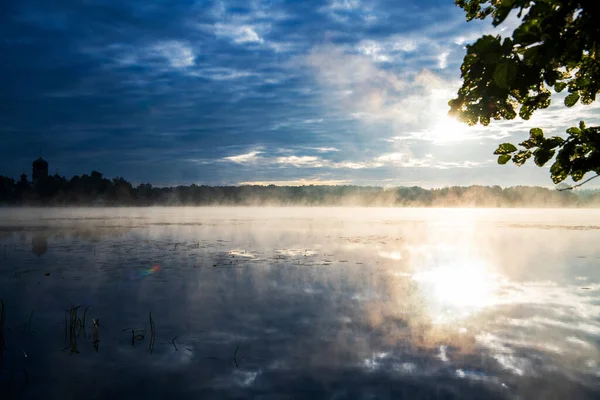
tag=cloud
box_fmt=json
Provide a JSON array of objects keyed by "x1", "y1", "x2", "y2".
[
  {"x1": 319, "y1": 0, "x2": 377, "y2": 24},
  {"x1": 188, "y1": 67, "x2": 257, "y2": 81},
  {"x1": 214, "y1": 23, "x2": 264, "y2": 44},
  {"x1": 223, "y1": 151, "x2": 262, "y2": 164},
  {"x1": 111, "y1": 40, "x2": 195, "y2": 70},
  {"x1": 305, "y1": 42, "x2": 481, "y2": 150},
  {"x1": 438, "y1": 51, "x2": 449, "y2": 69},
  {"x1": 310, "y1": 147, "x2": 339, "y2": 153},
  {"x1": 151, "y1": 41, "x2": 195, "y2": 68},
  {"x1": 276, "y1": 156, "x2": 326, "y2": 167},
  {"x1": 239, "y1": 178, "x2": 351, "y2": 186},
  {"x1": 307, "y1": 44, "x2": 405, "y2": 91},
  {"x1": 4, "y1": 0, "x2": 596, "y2": 188},
  {"x1": 222, "y1": 149, "x2": 481, "y2": 171}
]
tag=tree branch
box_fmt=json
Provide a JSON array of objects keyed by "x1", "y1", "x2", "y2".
[{"x1": 557, "y1": 174, "x2": 600, "y2": 191}]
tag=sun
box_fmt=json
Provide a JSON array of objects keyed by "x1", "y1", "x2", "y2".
[{"x1": 425, "y1": 116, "x2": 473, "y2": 144}]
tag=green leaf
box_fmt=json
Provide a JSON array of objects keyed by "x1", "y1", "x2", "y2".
[
  {"x1": 554, "y1": 82, "x2": 567, "y2": 93},
  {"x1": 494, "y1": 143, "x2": 518, "y2": 155},
  {"x1": 533, "y1": 148, "x2": 555, "y2": 166},
  {"x1": 579, "y1": 121, "x2": 586, "y2": 130},
  {"x1": 519, "y1": 104, "x2": 534, "y2": 120},
  {"x1": 497, "y1": 154, "x2": 511, "y2": 165},
  {"x1": 542, "y1": 136, "x2": 565, "y2": 150},
  {"x1": 530, "y1": 128, "x2": 544, "y2": 141},
  {"x1": 513, "y1": 150, "x2": 532, "y2": 166},
  {"x1": 519, "y1": 139, "x2": 537, "y2": 149},
  {"x1": 550, "y1": 161, "x2": 569, "y2": 184},
  {"x1": 564, "y1": 93, "x2": 580, "y2": 107},
  {"x1": 493, "y1": 60, "x2": 517, "y2": 89},
  {"x1": 572, "y1": 170, "x2": 585, "y2": 182},
  {"x1": 470, "y1": 36, "x2": 502, "y2": 64},
  {"x1": 566, "y1": 127, "x2": 581, "y2": 136}
]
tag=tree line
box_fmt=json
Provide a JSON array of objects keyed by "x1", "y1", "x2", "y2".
[{"x1": 1, "y1": 170, "x2": 600, "y2": 207}]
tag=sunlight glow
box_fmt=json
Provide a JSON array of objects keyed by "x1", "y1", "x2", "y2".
[
  {"x1": 425, "y1": 116, "x2": 473, "y2": 143},
  {"x1": 413, "y1": 259, "x2": 501, "y2": 322}
]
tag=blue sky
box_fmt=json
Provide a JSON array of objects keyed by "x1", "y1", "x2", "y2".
[{"x1": 1, "y1": 0, "x2": 599, "y2": 187}]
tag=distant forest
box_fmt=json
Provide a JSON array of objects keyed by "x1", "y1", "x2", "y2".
[{"x1": 2, "y1": 170, "x2": 600, "y2": 207}]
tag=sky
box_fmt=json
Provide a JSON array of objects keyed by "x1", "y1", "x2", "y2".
[{"x1": 1, "y1": 0, "x2": 599, "y2": 188}]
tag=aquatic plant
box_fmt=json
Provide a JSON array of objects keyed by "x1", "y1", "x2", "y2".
[
  {"x1": 92, "y1": 318, "x2": 100, "y2": 353},
  {"x1": 122, "y1": 328, "x2": 145, "y2": 346},
  {"x1": 79, "y1": 306, "x2": 90, "y2": 338},
  {"x1": 27, "y1": 310, "x2": 34, "y2": 336},
  {"x1": 148, "y1": 312, "x2": 156, "y2": 353},
  {"x1": 64, "y1": 306, "x2": 81, "y2": 354}
]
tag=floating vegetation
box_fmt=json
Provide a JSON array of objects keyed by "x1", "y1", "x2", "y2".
[{"x1": 148, "y1": 312, "x2": 156, "y2": 353}]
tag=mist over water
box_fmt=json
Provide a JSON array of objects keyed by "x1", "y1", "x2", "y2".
[{"x1": 0, "y1": 207, "x2": 599, "y2": 399}]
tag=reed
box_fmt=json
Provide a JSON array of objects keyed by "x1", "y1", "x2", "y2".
[
  {"x1": 79, "y1": 306, "x2": 89, "y2": 338},
  {"x1": 92, "y1": 318, "x2": 100, "y2": 353},
  {"x1": 64, "y1": 306, "x2": 81, "y2": 354},
  {"x1": 148, "y1": 312, "x2": 156, "y2": 353},
  {"x1": 122, "y1": 328, "x2": 145, "y2": 346}
]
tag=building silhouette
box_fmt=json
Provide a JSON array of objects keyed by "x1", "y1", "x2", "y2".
[{"x1": 32, "y1": 157, "x2": 48, "y2": 185}]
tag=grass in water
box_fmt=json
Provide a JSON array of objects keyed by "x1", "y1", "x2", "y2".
[
  {"x1": 64, "y1": 306, "x2": 81, "y2": 354},
  {"x1": 148, "y1": 312, "x2": 156, "y2": 353},
  {"x1": 92, "y1": 318, "x2": 100, "y2": 353},
  {"x1": 122, "y1": 328, "x2": 145, "y2": 346},
  {"x1": 80, "y1": 306, "x2": 89, "y2": 338},
  {"x1": 28, "y1": 310, "x2": 35, "y2": 336}
]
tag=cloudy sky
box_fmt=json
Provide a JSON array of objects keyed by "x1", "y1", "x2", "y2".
[{"x1": 1, "y1": 0, "x2": 599, "y2": 188}]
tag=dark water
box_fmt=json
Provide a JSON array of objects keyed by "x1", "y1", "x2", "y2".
[{"x1": 0, "y1": 207, "x2": 599, "y2": 399}]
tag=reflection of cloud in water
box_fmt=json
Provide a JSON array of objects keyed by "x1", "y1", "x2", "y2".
[
  {"x1": 228, "y1": 249, "x2": 255, "y2": 258},
  {"x1": 232, "y1": 370, "x2": 260, "y2": 387},
  {"x1": 378, "y1": 250, "x2": 402, "y2": 260},
  {"x1": 0, "y1": 207, "x2": 599, "y2": 398}
]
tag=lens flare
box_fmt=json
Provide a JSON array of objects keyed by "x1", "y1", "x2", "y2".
[{"x1": 142, "y1": 264, "x2": 161, "y2": 277}]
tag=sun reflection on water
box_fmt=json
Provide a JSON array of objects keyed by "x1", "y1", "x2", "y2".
[{"x1": 413, "y1": 258, "x2": 503, "y2": 323}]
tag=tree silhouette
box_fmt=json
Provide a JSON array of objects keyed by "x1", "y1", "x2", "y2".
[
  {"x1": 449, "y1": 0, "x2": 600, "y2": 188},
  {"x1": 0, "y1": 169, "x2": 599, "y2": 206}
]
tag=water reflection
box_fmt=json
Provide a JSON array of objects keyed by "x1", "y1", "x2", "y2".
[
  {"x1": 413, "y1": 258, "x2": 502, "y2": 322},
  {"x1": 0, "y1": 207, "x2": 598, "y2": 399},
  {"x1": 31, "y1": 234, "x2": 48, "y2": 257}
]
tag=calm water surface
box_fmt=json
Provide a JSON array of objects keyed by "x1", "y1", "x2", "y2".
[{"x1": 0, "y1": 207, "x2": 599, "y2": 399}]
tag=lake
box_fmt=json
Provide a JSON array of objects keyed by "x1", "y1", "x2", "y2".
[{"x1": 0, "y1": 207, "x2": 599, "y2": 399}]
